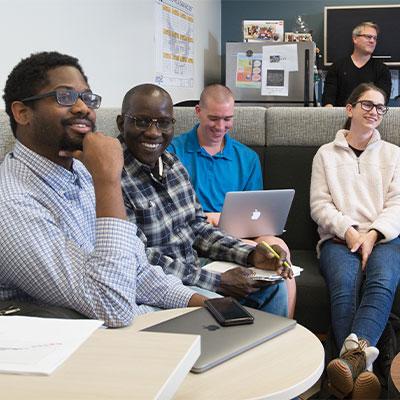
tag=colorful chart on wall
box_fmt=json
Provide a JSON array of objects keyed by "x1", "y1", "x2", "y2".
[{"x1": 155, "y1": 0, "x2": 194, "y2": 88}]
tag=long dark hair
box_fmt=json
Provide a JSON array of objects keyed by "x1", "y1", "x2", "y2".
[{"x1": 343, "y1": 83, "x2": 387, "y2": 130}]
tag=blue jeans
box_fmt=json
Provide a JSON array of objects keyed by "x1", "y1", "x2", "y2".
[
  {"x1": 320, "y1": 238, "x2": 400, "y2": 348},
  {"x1": 239, "y1": 281, "x2": 288, "y2": 317},
  {"x1": 190, "y1": 283, "x2": 288, "y2": 317},
  {"x1": 199, "y1": 258, "x2": 288, "y2": 317}
]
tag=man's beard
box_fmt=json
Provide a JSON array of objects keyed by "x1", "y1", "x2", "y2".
[
  {"x1": 59, "y1": 133, "x2": 86, "y2": 152},
  {"x1": 59, "y1": 118, "x2": 96, "y2": 152}
]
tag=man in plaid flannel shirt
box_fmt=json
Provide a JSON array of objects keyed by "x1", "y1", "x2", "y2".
[{"x1": 118, "y1": 84, "x2": 292, "y2": 316}]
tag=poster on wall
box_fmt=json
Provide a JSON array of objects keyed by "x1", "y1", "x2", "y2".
[
  {"x1": 235, "y1": 53, "x2": 263, "y2": 88},
  {"x1": 261, "y1": 44, "x2": 298, "y2": 96},
  {"x1": 262, "y1": 68, "x2": 289, "y2": 96},
  {"x1": 155, "y1": 0, "x2": 194, "y2": 88}
]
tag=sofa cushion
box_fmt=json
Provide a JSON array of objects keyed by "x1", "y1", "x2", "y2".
[
  {"x1": 0, "y1": 108, "x2": 122, "y2": 163},
  {"x1": 174, "y1": 106, "x2": 266, "y2": 146},
  {"x1": 96, "y1": 107, "x2": 120, "y2": 137},
  {"x1": 173, "y1": 107, "x2": 197, "y2": 137},
  {"x1": 0, "y1": 106, "x2": 266, "y2": 172},
  {"x1": 379, "y1": 109, "x2": 400, "y2": 145},
  {"x1": 291, "y1": 250, "x2": 330, "y2": 334},
  {"x1": 266, "y1": 106, "x2": 400, "y2": 147},
  {"x1": 263, "y1": 145, "x2": 319, "y2": 250},
  {"x1": 0, "y1": 111, "x2": 15, "y2": 162},
  {"x1": 266, "y1": 107, "x2": 346, "y2": 146}
]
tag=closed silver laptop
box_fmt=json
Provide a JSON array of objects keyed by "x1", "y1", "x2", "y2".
[
  {"x1": 142, "y1": 307, "x2": 296, "y2": 373},
  {"x1": 218, "y1": 189, "x2": 295, "y2": 238}
]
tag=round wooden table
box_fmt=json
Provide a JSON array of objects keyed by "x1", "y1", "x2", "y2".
[
  {"x1": 389, "y1": 352, "x2": 400, "y2": 399},
  {"x1": 0, "y1": 308, "x2": 325, "y2": 400},
  {"x1": 134, "y1": 308, "x2": 325, "y2": 400}
]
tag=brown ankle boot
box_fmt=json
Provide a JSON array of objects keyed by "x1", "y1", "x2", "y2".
[
  {"x1": 327, "y1": 347, "x2": 366, "y2": 398},
  {"x1": 351, "y1": 371, "x2": 381, "y2": 399}
]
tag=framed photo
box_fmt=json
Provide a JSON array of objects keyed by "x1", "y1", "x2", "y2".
[
  {"x1": 243, "y1": 20, "x2": 284, "y2": 42},
  {"x1": 284, "y1": 32, "x2": 312, "y2": 42}
]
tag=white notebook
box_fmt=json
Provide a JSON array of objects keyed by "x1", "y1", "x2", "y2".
[
  {"x1": 0, "y1": 316, "x2": 103, "y2": 375},
  {"x1": 203, "y1": 261, "x2": 303, "y2": 282}
]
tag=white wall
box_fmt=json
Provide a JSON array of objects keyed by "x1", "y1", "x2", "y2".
[{"x1": 0, "y1": 0, "x2": 221, "y2": 107}]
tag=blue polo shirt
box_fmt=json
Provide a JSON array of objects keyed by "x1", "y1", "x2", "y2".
[{"x1": 167, "y1": 124, "x2": 263, "y2": 212}]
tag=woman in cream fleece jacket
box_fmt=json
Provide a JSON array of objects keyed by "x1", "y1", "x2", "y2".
[{"x1": 310, "y1": 83, "x2": 400, "y2": 399}]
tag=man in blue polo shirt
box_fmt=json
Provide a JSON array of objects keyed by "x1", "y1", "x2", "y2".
[
  {"x1": 168, "y1": 84, "x2": 296, "y2": 317},
  {"x1": 168, "y1": 84, "x2": 262, "y2": 217}
]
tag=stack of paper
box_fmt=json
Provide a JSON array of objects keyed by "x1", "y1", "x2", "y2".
[
  {"x1": 203, "y1": 261, "x2": 303, "y2": 282},
  {"x1": 0, "y1": 316, "x2": 103, "y2": 375}
]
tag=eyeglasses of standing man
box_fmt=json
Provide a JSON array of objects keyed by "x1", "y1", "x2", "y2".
[{"x1": 356, "y1": 33, "x2": 378, "y2": 41}]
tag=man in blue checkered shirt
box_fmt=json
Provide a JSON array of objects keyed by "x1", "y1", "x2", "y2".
[
  {"x1": 118, "y1": 84, "x2": 292, "y2": 316},
  {"x1": 0, "y1": 52, "x2": 207, "y2": 327}
]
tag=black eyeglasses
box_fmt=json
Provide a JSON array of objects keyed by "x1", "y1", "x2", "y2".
[
  {"x1": 356, "y1": 34, "x2": 377, "y2": 41},
  {"x1": 21, "y1": 89, "x2": 102, "y2": 109},
  {"x1": 353, "y1": 100, "x2": 388, "y2": 115},
  {"x1": 123, "y1": 114, "x2": 176, "y2": 131}
]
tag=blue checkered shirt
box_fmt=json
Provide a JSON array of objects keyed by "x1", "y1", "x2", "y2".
[
  {"x1": 120, "y1": 136, "x2": 253, "y2": 292},
  {"x1": 0, "y1": 142, "x2": 194, "y2": 327}
]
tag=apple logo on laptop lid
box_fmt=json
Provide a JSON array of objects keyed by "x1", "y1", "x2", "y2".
[
  {"x1": 203, "y1": 325, "x2": 220, "y2": 331},
  {"x1": 251, "y1": 209, "x2": 261, "y2": 220}
]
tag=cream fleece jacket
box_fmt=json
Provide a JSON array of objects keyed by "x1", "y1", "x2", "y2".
[{"x1": 310, "y1": 129, "x2": 400, "y2": 252}]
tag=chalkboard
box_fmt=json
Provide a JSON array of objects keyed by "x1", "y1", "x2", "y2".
[{"x1": 324, "y1": 5, "x2": 400, "y2": 66}]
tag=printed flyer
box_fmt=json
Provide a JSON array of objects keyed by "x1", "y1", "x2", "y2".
[{"x1": 235, "y1": 53, "x2": 263, "y2": 88}]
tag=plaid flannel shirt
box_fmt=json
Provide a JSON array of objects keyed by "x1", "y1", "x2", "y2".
[{"x1": 120, "y1": 136, "x2": 253, "y2": 292}]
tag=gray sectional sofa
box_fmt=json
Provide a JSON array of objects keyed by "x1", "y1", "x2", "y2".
[{"x1": 1, "y1": 106, "x2": 400, "y2": 334}]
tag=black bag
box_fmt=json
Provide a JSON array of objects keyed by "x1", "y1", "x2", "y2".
[
  {"x1": 318, "y1": 327, "x2": 340, "y2": 399},
  {"x1": 0, "y1": 300, "x2": 87, "y2": 319}
]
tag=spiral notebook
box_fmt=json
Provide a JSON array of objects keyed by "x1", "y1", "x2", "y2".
[{"x1": 203, "y1": 261, "x2": 303, "y2": 281}]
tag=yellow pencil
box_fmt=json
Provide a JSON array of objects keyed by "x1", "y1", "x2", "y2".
[{"x1": 261, "y1": 241, "x2": 292, "y2": 270}]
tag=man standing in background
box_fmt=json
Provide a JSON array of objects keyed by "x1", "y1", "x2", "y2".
[{"x1": 322, "y1": 22, "x2": 391, "y2": 106}]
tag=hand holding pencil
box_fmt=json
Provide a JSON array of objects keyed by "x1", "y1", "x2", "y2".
[
  {"x1": 260, "y1": 241, "x2": 293, "y2": 279},
  {"x1": 260, "y1": 241, "x2": 291, "y2": 268},
  {"x1": 247, "y1": 240, "x2": 293, "y2": 279}
]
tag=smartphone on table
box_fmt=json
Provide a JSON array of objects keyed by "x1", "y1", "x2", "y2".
[{"x1": 204, "y1": 297, "x2": 254, "y2": 326}]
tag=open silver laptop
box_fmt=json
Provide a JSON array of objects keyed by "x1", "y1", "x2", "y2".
[
  {"x1": 142, "y1": 307, "x2": 296, "y2": 373},
  {"x1": 218, "y1": 189, "x2": 295, "y2": 238}
]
